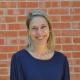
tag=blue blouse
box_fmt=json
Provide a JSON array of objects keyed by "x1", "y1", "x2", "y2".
[{"x1": 10, "y1": 49, "x2": 70, "y2": 80}]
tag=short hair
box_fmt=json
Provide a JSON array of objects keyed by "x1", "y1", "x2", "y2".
[{"x1": 26, "y1": 9, "x2": 55, "y2": 52}]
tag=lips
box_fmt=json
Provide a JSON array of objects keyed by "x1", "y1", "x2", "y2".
[
  {"x1": 36, "y1": 37, "x2": 43, "y2": 40},
  {"x1": 36, "y1": 35, "x2": 47, "y2": 40}
]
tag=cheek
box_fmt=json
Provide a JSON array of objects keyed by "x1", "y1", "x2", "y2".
[
  {"x1": 30, "y1": 31, "x2": 37, "y2": 37},
  {"x1": 44, "y1": 29, "x2": 50, "y2": 35}
]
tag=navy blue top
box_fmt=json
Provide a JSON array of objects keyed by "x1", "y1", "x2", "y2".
[{"x1": 10, "y1": 49, "x2": 70, "y2": 80}]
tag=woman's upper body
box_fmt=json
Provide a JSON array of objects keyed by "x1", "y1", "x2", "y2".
[
  {"x1": 10, "y1": 9, "x2": 70, "y2": 80},
  {"x1": 10, "y1": 49, "x2": 70, "y2": 80}
]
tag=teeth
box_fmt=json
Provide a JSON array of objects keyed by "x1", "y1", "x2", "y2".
[
  {"x1": 37, "y1": 37, "x2": 43, "y2": 40},
  {"x1": 36, "y1": 35, "x2": 46, "y2": 40}
]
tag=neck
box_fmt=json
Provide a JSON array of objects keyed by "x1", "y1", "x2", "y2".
[{"x1": 30, "y1": 43, "x2": 48, "y2": 55}]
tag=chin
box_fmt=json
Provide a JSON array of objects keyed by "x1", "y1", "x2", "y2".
[
  {"x1": 32, "y1": 36, "x2": 48, "y2": 44},
  {"x1": 36, "y1": 39, "x2": 47, "y2": 44}
]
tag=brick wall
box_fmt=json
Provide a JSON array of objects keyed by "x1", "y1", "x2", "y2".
[{"x1": 0, "y1": 0, "x2": 80, "y2": 80}]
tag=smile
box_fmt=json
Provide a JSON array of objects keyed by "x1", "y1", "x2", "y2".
[{"x1": 36, "y1": 35, "x2": 47, "y2": 40}]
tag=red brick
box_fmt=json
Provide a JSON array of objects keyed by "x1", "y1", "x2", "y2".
[
  {"x1": 62, "y1": 37, "x2": 72, "y2": 44},
  {"x1": 0, "y1": 9, "x2": 3, "y2": 15},
  {"x1": 26, "y1": 2, "x2": 38, "y2": 8},
  {"x1": 51, "y1": 2, "x2": 59, "y2": 7},
  {"x1": 18, "y1": 31, "x2": 27, "y2": 36},
  {"x1": 7, "y1": 54, "x2": 13, "y2": 59},
  {"x1": 45, "y1": 2, "x2": 51, "y2": 8},
  {"x1": 18, "y1": 2, "x2": 27, "y2": 8},
  {"x1": 72, "y1": 16, "x2": 80, "y2": 22},
  {"x1": 5, "y1": 31, "x2": 18, "y2": 37},
  {"x1": 45, "y1": 1, "x2": 59, "y2": 8},
  {"x1": 73, "y1": 45, "x2": 80, "y2": 51},
  {"x1": 38, "y1": 2, "x2": 45, "y2": 8},
  {"x1": 61, "y1": 16, "x2": 72, "y2": 22},
  {"x1": 73, "y1": 30, "x2": 80, "y2": 36},
  {"x1": 5, "y1": 16, "x2": 16, "y2": 23},
  {"x1": 73, "y1": 37, "x2": 80, "y2": 43},
  {"x1": 17, "y1": 9, "x2": 25, "y2": 15},
  {"x1": 72, "y1": 23, "x2": 80, "y2": 29},
  {"x1": 53, "y1": 30, "x2": 62, "y2": 36},
  {"x1": 9, "y1": 38, "x2": 27, "y2": 45},
  {"x1": 19, "y1": 39, "x2": 26, "y2": 44},
  {"x1": 0, "y1": 1, "x2": 80, "y2": 80},
  {"x1": 0, "y1": 24, "x2": 6, "y2": 30},
  {"x1": 0, "y1": 2, "x2": 16, "y2": 8},
  {"x1": 0, "y1": 31, "x2": 18, "y2": 37},
  {"x1": 10, "y1": 39, "x2": 18, "y2": 45},
  {"x1": 0, "y1": 54, "x2": 7, "y2": 60},
  {"x1": 55, "y1": 37, "x2": 62, "y2": 44},
  {"x1": 0, "y1": 68, "x2": 8, "y2": 75},
  {"x1": 0, "y1": 31, "x2": 5, "y2": 37},
  {"x1": 69, "y1": 66, "x2": 74, "y2": 73},
  {"x1": 0, "y1": 2, "x2": 7, "y2": 8},
  {"x1": 52, "y1": 23, "x2": 71, "y2": 29},
  {"x1": 0, "y1": 39, "x2": 4, "y2": 45},
  {"x1": 7, "y1": 9, "x2": 16, "y2": 15},
  {"x1": 0, "y1": 75, "x2": 9, "y2": 80},
  {"x1": 61, "y1": 1, "x2": 71, "y2": 7},
  {"x1": 72, "y1": 52, "x2": 80, "y2": 58},
  {"x1": 68, "y1": 59, "x2": 74, "y2": 65},
  {"x1": 71, "y1": 74, "x2": 80, "y2": 80},
  {"x1": 48, "y1": 8, "x2": 69, "y2": 15},
  {"x1": 7, "y1": 24, "x2": 25, "y2": 30},
  {"x1": 49, "y1": 16, "x2": 60, "y2": 22},
  {"x1": 0, "y1": 46, "x2": 18, "y2": 52},
  {"x1": 72, "y1": 1, "x2": 80, "y2": 7},
  {"x1": 64, "y1": 52, "x2": 72, "y2": 58},
  {"x1": 72, "y1": 59, "x2": 80, "y2": 65},
  {"x1": 62, "y1": 30, "x2": 80, "y2": 36},
  {"x1": 6, "y1": 2, "x2": 17, "y2": 8},
  {"x1": 74, "y1": 66, "x2": 80, "y2": 72},
  {"x1": 62, "y1": 45, "x2": 74, "y2": 51},
  {"x1": 61, "y1": 30, "x2": 73, "y2": 36},
  {"x1": 17, "y1": 16, "x2": 26, "y2": 22},
  {"x1": 0, "y1": 17, "x2": 5, "y2": 23},
  {"x1": 18, "y1": 2, "x2": 38, "y2": 8},
  {"x1": 0, "y1": 61, "x2": 9, "y2": 67},
  {"x1": 70, "y1": 8, "x2": 80, "y2": 15}
]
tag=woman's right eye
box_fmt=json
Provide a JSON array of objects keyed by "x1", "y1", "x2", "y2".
[{"x1": 32, "y1": 27, "x2": 37, "y2": 30}]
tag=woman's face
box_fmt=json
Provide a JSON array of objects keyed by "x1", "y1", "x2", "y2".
[{"x1": 28, "y1": 16, "x2": 50, "y2": 45}]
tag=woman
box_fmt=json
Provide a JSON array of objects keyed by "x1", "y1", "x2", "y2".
[{"x1": 10, "y1": 9, "x2": 70, "y2": 80}]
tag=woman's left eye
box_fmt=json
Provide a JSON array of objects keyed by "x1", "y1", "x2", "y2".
[{"x1": 41, "y1": 26, "x2": 46, "y2": 29}]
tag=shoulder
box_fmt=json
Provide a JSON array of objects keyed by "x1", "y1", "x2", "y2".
[
  {"x1": 11, "y1": 49, "x2": 26, "y2": 60},
  {"x1": 55, "y1": 51, "x2": 66, "y2": 57},
  {"x1": 54, "y1": 51, "x2": 69, "y2": 64},
  {"x1": 54, "y1": 51, "x2": 68, "y2": 61}
]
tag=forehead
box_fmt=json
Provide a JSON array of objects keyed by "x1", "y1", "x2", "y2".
[{"x1": 29, "y1": 16, "x2": 48, "y2": 26}]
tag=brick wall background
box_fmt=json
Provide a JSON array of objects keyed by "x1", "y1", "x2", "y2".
[{"x1": 0, "y1": 0, "x2": 80, "y2": 80}]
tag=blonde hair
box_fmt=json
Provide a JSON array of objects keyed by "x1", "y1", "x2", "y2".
[{"x1": 26, "y1": 9, "x2": 55, "y2": 52}]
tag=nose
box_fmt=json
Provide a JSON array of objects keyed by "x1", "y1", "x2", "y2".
[{"x1": 37, "y1": 29, "x2": 43, "y2": 36}]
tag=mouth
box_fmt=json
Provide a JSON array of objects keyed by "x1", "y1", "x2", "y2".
[
  {"x1": 36, "y1": 37, "x2": 43, "y2": 40},
  {"x1": 36, "y1": 35, "x2": 47, "y2": 40}
]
